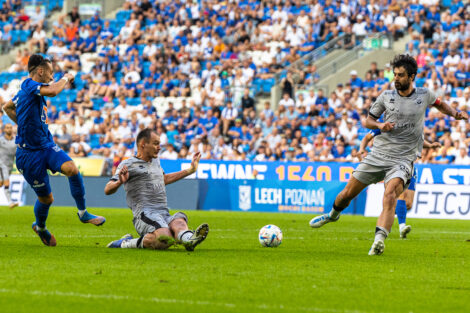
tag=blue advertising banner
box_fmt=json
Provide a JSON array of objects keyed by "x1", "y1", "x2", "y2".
[
  {"x1": 196, "y1": 179, "x2": 367, "y2": 215},
  {"x1": 160, "y1": 160, "x2": 470, "y2": 185}
]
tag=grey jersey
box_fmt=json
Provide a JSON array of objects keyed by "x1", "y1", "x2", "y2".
[
  {"x1": 0, "y1": 136, "x2": 16, "y2": 168},
  {"x1": 368, "y1": 87, "x2": 437, "y2": 163},
  {"x1": 112, "y1": 157, "x2": 167, "y2": 217}
]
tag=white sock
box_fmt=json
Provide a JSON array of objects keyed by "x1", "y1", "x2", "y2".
[
  {"x1": 36, "y1": 225, "x2": 46, "y2": 231},
  {"x1": 78, "y1": 210, "x2": 86, "y2": 218},
  {"x1": 4, "y1": 188, "x2": 12, "y2": 203},
  {"x1": 329, "y1": 208, "x2": 341, "y2": 219},
  {"x1": 120, "y1": 238, "x2": 142, "y2": 249},
  {"x1": 399, "y1": 223, "x2": 406, "y2": 232},
  {"x1": 374, "y1": 226, "x2": 389, "y2": 242},
  {"x1": 177, "y1": 230, "x2": 193, "y2": 243}
]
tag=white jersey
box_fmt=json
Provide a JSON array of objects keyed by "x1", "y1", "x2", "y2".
[
  {"x1": 111, "y1": 157, "x2": 167, "y2": 218},
  {"x1": 368, "y1": 87, "x2": 437, "y2": 163},
  {"x1": 0, "y1": 135, "x2": 16, "y2": 168}
]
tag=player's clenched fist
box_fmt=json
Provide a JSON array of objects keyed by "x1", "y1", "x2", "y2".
[
  {"x1": 63, "y1": 73, "x2": 75, "y2": 83},
  {"x1": 379, "y1": 122, "x2": 395, "y2": 132}
]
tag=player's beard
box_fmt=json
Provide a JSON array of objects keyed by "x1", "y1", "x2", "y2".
[{"x1": 395, "y1": 81, "x2": 410, "y2": 91}]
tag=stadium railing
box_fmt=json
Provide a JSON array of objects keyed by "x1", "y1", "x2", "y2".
[{"x1": 315, "y1": 33, "x2": 393, "y2": 81}]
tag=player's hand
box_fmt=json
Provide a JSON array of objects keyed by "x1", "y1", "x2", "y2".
[
  {"x1": 379, "y1": 122, "x2": 395, "y2": 132},
  {"x1": 430, "y1": 142, "x2": 441, "y2": 149},
  {"x1": 188, "y1": 152, "x2": 201, "y2": 174},
  {"x1": 118, "y1": 165, "x2": 129, "y2": 184},
  {"x1": 64, "y1": 73, "x2": 75, "y2": 84},
  {"x1": 454, "y1": 111, "x2": 468, "y2": 120},
  {"x1": 358, "y1": 149, "x2": 367, "y2": 160}
]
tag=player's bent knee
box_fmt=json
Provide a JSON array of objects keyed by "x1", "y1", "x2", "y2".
[
  {"x1": 38, "y1": 194, "x2": 54, "y2": 205},
  {"x1": 61, "y1": 161, "x2": 79, "y2": 177}
]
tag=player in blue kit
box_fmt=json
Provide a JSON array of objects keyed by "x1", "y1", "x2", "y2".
[
  {"x1": 2, "y1": 54, "x2": 105, "y2": 246},
  {"x1": 359, "y1": 128, "x2": 441, "y2": 238}
]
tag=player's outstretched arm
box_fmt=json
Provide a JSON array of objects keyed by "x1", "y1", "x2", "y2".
[
  {"x1": 433, "y1": 100, "x2": 469, "y2": 120},
  {"x1": 40, "y1": 73, "x2": 75, "y2": 97},
  {"x1": 2, "y1": 100, "x2": 17, "y2": 124},
  {"x1": 164, "y1": 152, "x2": 201, "y2": 185},
  {"x1": 104, "y1": 165, "x2": 129, "y2": 195}
]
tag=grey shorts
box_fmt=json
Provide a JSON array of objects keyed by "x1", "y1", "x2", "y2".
[
  {"x1": 353, "y1": 159, "x2": 414, "y2": 190},
  {"x1": 0, "y1": 164, "x2": 11, "y2": 182},
  {"x1": 133, "y1": 208, "x2": 188, "y2": 237}
]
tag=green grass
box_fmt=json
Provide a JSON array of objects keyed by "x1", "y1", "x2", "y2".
[{"x1": 0, "y1": 206, "x2": 469, "y2": 313}]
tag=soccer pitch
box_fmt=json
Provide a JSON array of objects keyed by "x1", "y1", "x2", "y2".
[{"x1": 0, "y1": 207, "x2": 469, "y2": 313}]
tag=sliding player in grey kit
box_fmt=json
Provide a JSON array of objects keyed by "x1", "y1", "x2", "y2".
[
  {"x1": 310, "y1": 54, "x2": 468, "y2": 255},
  {"x1": 105, "y1": 128, "x2": 208, "y2": 251}
]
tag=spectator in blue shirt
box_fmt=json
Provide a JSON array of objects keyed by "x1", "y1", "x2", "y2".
[{"x1": 349, "y1": 70, "x2": 363, "y2": 89}]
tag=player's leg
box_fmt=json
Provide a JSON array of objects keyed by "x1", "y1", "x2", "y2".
[
  {"x1": 16, "y1": 148, "x2": 57, "y2": 246},
  {"x1": 395, "y1": 166, "x2": 416, "y2": 238},
  {"x1": 369, "y1": 177, "x2": 404, "y2": 255},
  {"x1": 1, "y1": 165, "x2": 18, "y2": 208},
  {"x1": 168, "y1": 213, "x2": 209, "y2": 251},
  {"x1": 48, "y1": 146, "x2": 105, "y2": 225},
  {"x1": 310, "y1": 176, "x2": 368, "y2": 228}
]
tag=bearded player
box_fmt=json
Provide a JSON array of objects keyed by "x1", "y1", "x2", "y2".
[
  {"x1": 309, "y1": 54, "x2": 468, "y2": 255},
  {"x1": 2, "y1": 54, "x2": 105, "y2": 247}
]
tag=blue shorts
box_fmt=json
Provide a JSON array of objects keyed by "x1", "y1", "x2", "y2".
[
  {"x1": 408, "y1": 167, "x2": 417, "y2": 191},
  {"x1": 16, "y1": 145, "x2": 72, "y2": 197}
]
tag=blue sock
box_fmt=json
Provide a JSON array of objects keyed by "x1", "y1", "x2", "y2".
[
  {"x1": 34, "y1": 200, "x2": 51, "y2": 229},
  {"x1": 68, "y1": 173, "x2": 86, "y2": 215},
  {"x1": 396, "y1": 200, "x2": 407, "y2": 225}
]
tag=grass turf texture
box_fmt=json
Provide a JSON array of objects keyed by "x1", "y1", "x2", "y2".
[{"x1": 0, "y1": 206, "x2": 469, "y2": 313}]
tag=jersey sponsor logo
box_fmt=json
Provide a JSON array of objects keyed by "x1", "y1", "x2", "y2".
[
  {"x1": 32, "y1": 180, "x2": 45, "y2": 188},
  {"x1": 41, "y1": 105, "x2": 49, "y2": 124}
]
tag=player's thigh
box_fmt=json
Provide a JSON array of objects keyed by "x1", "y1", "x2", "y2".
[
  {"x1": 0, "y1": 164, "x2": 11, "y2": 187},
  {"x1": 352, "y1": 162, "x2": 386, "y2": 187},
  {"x1": 134, "y1": 209, "x2": 172, "y2": 238},
  {"x1": 45, "y1": 146, "x2": 74, "y2": 176},
  {"x1": 384, "y1": 177, "x2": 404, "y2": 200},
  {"x1": 16, "y1": 149, "x2": 51, "y2": 197}
]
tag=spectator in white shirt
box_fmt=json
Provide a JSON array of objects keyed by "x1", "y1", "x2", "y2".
[
  {"x1": 221, "y1": 101, "x2": 238, "y2": 135},
  {"x1": 113, "y1": 99, "x2": 132, "y2": 120},
  {"x1": 29, "y1": 23, "x2": 46, "y2": 53},
  {"x1": 454, "y1": 147, "x2": 470, "y2": 165},
  {"x1": 160, "y1": 144, "x2": 179, "y2": 160},
  {"x1": 279, "y1": 93, "x2": 295, "y2": 108},
  {"x1": 352, "y1": 14, "x2": 367, "y2": 38}
]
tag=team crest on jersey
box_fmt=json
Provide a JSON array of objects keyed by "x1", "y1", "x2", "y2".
[
  {"x1": 416, "y1": 99, "x2": 422, "y2": 105},
  {"x1": 389, "y1": 98, "x2": 395, "y2": 103}
]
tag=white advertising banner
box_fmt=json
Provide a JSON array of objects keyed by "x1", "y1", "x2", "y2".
[
  {"x1": 365, "y1": 183, "x2": 470, "y2": 220},
  {"x1": 0, "y1": 174, "x2": 26, "y2": 206}
]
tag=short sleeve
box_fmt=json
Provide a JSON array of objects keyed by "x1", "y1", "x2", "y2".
[
  {"x1": 24, "y1": 79, "x2": 48, "y2": 96},
  {"x1": 369, "y1": 92, "x2": 386, "y2": 119},
  {"x1": 427, "y1": 89, "x2": 438, "y2": 107}
]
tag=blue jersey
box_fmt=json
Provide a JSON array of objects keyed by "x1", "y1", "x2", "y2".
[
  {"x1": 13, "y1": 78, "x2": 55, "y2": 150},
  {"x1": 369, "y1": 128, "x2": 381, "y2": 137}
]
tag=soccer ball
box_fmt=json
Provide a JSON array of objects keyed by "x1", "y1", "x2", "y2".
[{"x1": 258, "y1": 224, "x2": 283, "y2": 247}]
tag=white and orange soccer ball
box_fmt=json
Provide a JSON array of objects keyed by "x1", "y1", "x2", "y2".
[{"x1": 258, "y1": 224, "x2": 283, "y2": 247}]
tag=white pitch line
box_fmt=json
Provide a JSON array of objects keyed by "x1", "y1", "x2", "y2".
[{"x1": 0, "y1": 288, "x2": 367, "y2": 313}]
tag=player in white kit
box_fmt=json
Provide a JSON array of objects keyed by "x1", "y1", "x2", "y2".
[
  {"x1": 310, "y1": 54, "x2": 468, "y2": 255},
  {"x1": 105, "y1": 128, "x2": 209, "y2": 251},
  {"x1": 0, "y1": 124, "x2": 19, "y2": 208}
]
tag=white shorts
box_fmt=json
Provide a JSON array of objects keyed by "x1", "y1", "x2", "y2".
[{"x1": 353, "y1": 157, "x2": 414, "y2": 189}]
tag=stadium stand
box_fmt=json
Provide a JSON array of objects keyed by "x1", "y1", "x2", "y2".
[{"x1": 0, "y1": 0, "x2": 469, "y2": 173}]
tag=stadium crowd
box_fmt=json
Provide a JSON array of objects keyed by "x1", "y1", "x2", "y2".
[{"x1": 0, "y1": 0, "x2": 470, "y2": 176}]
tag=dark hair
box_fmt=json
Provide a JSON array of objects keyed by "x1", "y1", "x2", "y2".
[
  {"x1": 28, "y1": 54, "x2": 51, "y2": 73},
  {"x1": 136, "y1": 128, "x2": 156, "y2": 145},
  {"x1": 390, "y1": 54, "x2": 417, "y2": 81}
]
